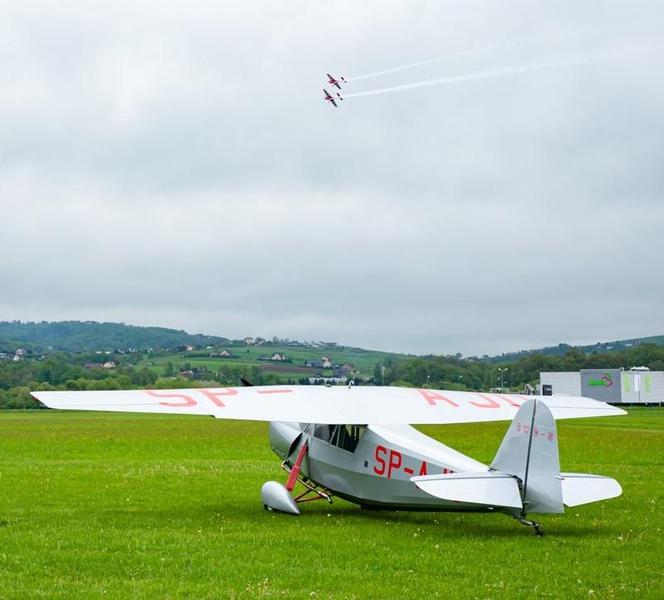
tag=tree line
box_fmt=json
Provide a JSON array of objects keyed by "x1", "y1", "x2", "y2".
[
  {"x1": 3, "y1": 343, "x2": 664, "y2": 409},
  {"x1": 0, "y1": 354, "x2": 298, "y2": 409},
  {"x1": 376, "y1": 344, "x2": 664, "y2": 390}
]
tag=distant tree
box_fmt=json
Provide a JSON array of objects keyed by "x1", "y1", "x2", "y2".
[{"x1": 372, "y1": 363, "x2": 382, "y2": 385}]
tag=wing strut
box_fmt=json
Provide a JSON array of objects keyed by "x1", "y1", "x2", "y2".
[{"x1": 286, "y1": 442, "x2": 308, "y2": 491}]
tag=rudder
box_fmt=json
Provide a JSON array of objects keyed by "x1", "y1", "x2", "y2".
[{"x1": 491, "y1": 399, "x2": 564, "y2": 514}]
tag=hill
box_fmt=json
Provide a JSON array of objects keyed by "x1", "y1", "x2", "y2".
[
  {"x1": 483, "y1": 334, "x2": 664, "y2": 363},
  {"x1": 0, "y1": 321, "x2": 228, "y2": 352}
]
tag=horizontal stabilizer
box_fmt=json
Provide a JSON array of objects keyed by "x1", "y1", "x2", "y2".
[
  {"x1": 411, "y1": 472, "x2": 522, "y2": 509},
  {"x1": 561, "y1": 473, "x2": 622, "y2": 507}
]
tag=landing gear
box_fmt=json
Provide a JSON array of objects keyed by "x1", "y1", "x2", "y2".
[
  {"x1": 262, "y1": 442, "x2": 334, "y2": 514},
  {"x1": 515, "y1": 515, "x2": 544, "y2": 536},
  {"x1": 280, "y1": 454, "x2": 333, "y2": 505}
]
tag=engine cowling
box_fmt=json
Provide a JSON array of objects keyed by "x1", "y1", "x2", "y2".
[{"x1": 268, "y1": 421, "x2": 302, "y2": 460}]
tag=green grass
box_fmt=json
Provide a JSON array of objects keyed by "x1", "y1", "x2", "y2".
[{"x1": 0, "y1": 409, "x2": 662, "y2": 599}]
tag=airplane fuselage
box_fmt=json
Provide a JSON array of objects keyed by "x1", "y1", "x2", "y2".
[{"x1": 269, "y1": 421, "x2": 493, "y2": 511}]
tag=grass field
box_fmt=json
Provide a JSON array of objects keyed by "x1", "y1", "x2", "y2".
[{"x1": 0, "y1": 408, "x2": 662, "y2": 599}]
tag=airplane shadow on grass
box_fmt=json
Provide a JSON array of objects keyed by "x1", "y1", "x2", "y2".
[{"x1": 97, "y1": 501, "x2": 614, "y2": 539}]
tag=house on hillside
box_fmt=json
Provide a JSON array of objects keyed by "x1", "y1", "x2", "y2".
[
  {"x1": 103, "y1": 361, "x2": 116, "y2": 369},
  {"x1": 243, "y1": 337, "x2": 254, "y2": 345},
  {"x1": 179, "y1": 367, "x2": 207, "y2": 380},
  {"x1": 210, "y1": 349, "x2": 236, "y2": 359},
  {"x1": 258, "y1": 352, "x2": 288, "y2": 362},
  {"x1": 303, "y1": 356, "x2": 333, "y2": 369}
]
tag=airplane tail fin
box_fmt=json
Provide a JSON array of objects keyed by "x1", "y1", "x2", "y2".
[
  {"x1": 491, "y1": 398, "x2": 564, "y2": 514},
  {"x1": 413, "y1": 399, "x2": 621, "y2": 518},
  {"x1": 491, "y1": 399, "x2": 622, "y2": 512}
]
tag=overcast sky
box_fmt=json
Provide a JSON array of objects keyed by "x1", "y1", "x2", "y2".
[{"x1": 1, "y1": 1, "x2": 663, "y2": 355}]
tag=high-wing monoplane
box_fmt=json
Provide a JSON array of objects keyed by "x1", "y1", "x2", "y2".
[
  {"x1": 32, "y1": 386, "x2": 625, "y2": 535},
  {"x1": 327, "y1": 73, "x2": 346, "y2": 89}
]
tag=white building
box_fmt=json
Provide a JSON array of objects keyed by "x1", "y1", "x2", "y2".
[{"x1": 540, "y1": 368, "x2": 664, "y2": 404}]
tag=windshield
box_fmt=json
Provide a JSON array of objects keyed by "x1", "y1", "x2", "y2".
[{"x1": 314, "y1": 424, "x2": 366, "y2": 453}]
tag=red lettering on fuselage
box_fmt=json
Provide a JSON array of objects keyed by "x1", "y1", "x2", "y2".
[
  {"x1": 373, "y1": 447, "x2": 453, "y2": 479},
  {"x1": 387, "y1": 450, "x2": 402, "y2": 479},
  {"x1": 373, "y1": 445, "x2": 387, "y2": 475}
]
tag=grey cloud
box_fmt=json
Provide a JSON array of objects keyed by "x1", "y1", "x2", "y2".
[{"x1": 1, "y1": 1, "x2": 663, "y2": 354}]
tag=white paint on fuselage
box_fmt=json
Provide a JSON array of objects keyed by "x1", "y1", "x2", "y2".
[{"x1": 367, "y1": 424, "x2": 489, "y2": 474}]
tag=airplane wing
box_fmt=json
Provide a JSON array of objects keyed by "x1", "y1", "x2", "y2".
[{"x1": 32, "y1": 386, "x2": 626, "y2": 425}]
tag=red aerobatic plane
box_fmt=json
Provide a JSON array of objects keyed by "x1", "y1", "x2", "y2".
[
  {"x1": 327, "y1": 73, "x2": 346, "y2": 89},
  {"x1": 323, "y1": 89, "x2": 343, "y2": 108}
]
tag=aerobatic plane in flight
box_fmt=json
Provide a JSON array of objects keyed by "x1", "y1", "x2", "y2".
[
  {"x1": 323, "y1": 89, "x2": 342, "y2": 107},
  {"x1": 33, "y1": 385, "x2": 625, "y2": 535},
  {"x1": 327, "y1": 73, "x2": 346, "y2": 89}
]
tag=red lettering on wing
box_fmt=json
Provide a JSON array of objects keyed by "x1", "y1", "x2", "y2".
[
  {"x1": 403, "y1": 467, "x2": 414, "y2": 475},
  {"x1": 497, "y1": 394, "x2": 521, "y2": 407},
  {"x1": 373, "y1": 445, "x2": 387, "y2": 475},
  {"x1": 418, "y1": 389, "x2": 459, "y2": 407},
  {"x1": 145, "y1": 389, "x2": 197, "y2": 407},
  {"x1": 419, "y1": 461, "x2": 428, "y2": 476},
  {"x1": 387, "y1": 450, "x2": 402, "y2": 479},
  {"x1": 470, "y1": 393, "x2": 500, "y2": 408},
  {"x1": 199, "y1": 388, "x2": 237, "y2": 407}
]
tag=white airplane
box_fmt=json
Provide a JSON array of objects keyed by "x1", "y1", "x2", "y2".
[{"x1": 32, "y1": 385, "x2": 625, "y2": 535}]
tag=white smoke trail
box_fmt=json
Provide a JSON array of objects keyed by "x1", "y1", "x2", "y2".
[
  {"x1": 348, "y1": 40, "x2": 521, "y2": 82},
  {"x1": 344, "y1": 55, "x2": 609, "y2": 99}
]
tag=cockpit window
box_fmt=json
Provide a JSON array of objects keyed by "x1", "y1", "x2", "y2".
[
  {"x1": 313, "y1": 424, "x2": 333, "y2": 442},
  {"x1": 313, "y1": 424, "x2": 366, "y2": 453}
]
